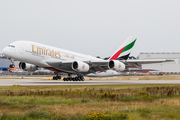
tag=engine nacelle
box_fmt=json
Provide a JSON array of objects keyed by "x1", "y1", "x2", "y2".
[
  {"x1": 108, "y1": 60, "x2": 125, "y2": 72},
  {"x1": 72, "y1": 61, "x2": 89, "y2": 72},
  {"x1": 19, "y1": 62, "x2": 38, "y2": 72}
]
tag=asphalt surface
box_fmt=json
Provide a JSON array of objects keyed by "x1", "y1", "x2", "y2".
[{"x1": 0, "y1": 78, "x2": 180, "y2": 86}]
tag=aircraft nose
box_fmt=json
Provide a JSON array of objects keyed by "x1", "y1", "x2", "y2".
[{"x1": 3, "y1": 47, "x2": 9, "y2": 56}]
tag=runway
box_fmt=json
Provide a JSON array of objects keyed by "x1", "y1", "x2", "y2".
[{"x1": 0, "y1": 78, "x2": 180, "y2": 86}]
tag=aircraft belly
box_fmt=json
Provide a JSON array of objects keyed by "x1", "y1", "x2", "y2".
[
  {"x1": 57, "y1": 64, "x2": 74, "y2": 72},
  {"x1": 46, "y1": 61, "x2": 77, "y2": 74},
  {"x1": 43, "y1": 67, "x2": 75, "y2": 74}
]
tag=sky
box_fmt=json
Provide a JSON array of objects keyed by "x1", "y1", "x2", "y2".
[{"x1": 0, "y1": 0, "x2": 180, "y2": 58}]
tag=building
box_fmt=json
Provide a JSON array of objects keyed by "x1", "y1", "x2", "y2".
[{"x1": 0, "y1": 53, "x2": 13, "y2": 68}]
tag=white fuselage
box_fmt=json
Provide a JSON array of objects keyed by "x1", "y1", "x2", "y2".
[{"x1": 3, "y1": 41, "x2": 104, "y2": 74}]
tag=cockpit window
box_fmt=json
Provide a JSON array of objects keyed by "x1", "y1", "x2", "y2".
[{"x1": 8, "y1": 45, "x2": 15, "y2": 48}]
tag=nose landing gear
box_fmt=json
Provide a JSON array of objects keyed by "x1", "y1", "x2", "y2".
[
  {"x1": 9, "y1": 59, "x2": 15, "y2": 68},
  {"x1": 9, "y1": 63, "x2": 15, "y2": 68}
]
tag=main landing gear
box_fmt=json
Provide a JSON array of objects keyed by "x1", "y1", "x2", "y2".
[
  {"x1": 53, "y1": 72, "x2": 61, "y2": 80},
  {"x1": 63, "y1": 76, "x2": 84, "y2": 81},
  {"x1": 52, "y1": 72, "x2": 84, "y2": 81},
  {"x1": 53, "y1": 76, "x2": 61, "y2": 80}
]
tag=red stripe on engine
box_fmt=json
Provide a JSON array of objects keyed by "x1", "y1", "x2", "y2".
[{"x1": 98, "y1": 71, "x2": 103, "y2": 73}]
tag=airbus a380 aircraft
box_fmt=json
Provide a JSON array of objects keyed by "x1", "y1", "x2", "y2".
[
  {"x1": 3, "y1": 36, "x2": 137, "y2": 81},
  {"x1": 2, "y1": 36, "x2": 172, "y2": 81}
]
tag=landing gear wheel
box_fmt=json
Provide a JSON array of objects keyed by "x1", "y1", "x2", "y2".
[
  {"x1": 80, "y1": 76, "x2": 84, "y2": 81},
  {"x1": 75, "y1": 77, "x2": 78, "y2": 81},
  {"x1": 9, "y1": 64, "x2": 15, "y2": 68},
  {"x1": 58, "y1": 76, "x2": 61, "y2": 79},
  {"x1": 53, "y1": 76, "x2": 61, "y2": 80},
  {"x1": 62, "y1": 76, "x2": 85, "y2": 82}
]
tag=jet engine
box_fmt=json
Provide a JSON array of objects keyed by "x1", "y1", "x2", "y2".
[
  {"x1": 108, "y1": 60, "x2": 125, "y2": 72},
  {"x1": 19, "y1": 62, "x2": 38, "y2": 72},
  {"x1": 72, "y1": 61, "x2": 89, "y2": 72}
]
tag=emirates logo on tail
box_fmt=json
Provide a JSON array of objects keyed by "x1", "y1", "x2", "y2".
[{"x1": 109, "y1": 37, "x2": 137, "y2": 60}]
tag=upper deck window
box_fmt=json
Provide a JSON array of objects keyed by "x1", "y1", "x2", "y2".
[{"x1": 8, "y1": 45, "x2": 15, "y2": 48}]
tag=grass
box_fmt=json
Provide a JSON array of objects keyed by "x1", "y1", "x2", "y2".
[
  {"x1": 1, "y1": 84, "x2": 180, "y2": 119},
  {"x1": 1, "y1": 75, "x2": 180, "y2": 119}
]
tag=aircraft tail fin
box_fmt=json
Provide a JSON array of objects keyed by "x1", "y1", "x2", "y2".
[{"x1": 109, "y1": 36, "x2": 137, "y2": 60}]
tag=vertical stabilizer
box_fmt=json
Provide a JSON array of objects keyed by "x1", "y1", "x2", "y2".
[{"x1": 109, "y1": 36, "x2": 137, "y2": 60}]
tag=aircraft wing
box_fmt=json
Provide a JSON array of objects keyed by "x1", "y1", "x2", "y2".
[
  {"x1": 123, "y1": 68, "x2": 158, "y2": 72},
  {"x1": 121, "y1": 59, "x2": 174, "y2": 68},
  {"x1": 46, "y1": 60, "x2": 109, "y2": 74},
  {"x1": 45, "y1": 59, "x2": 172, "y2": 74},
  {"x1": 123, "y1": 59, "x2": 174, "y2": 64}
]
